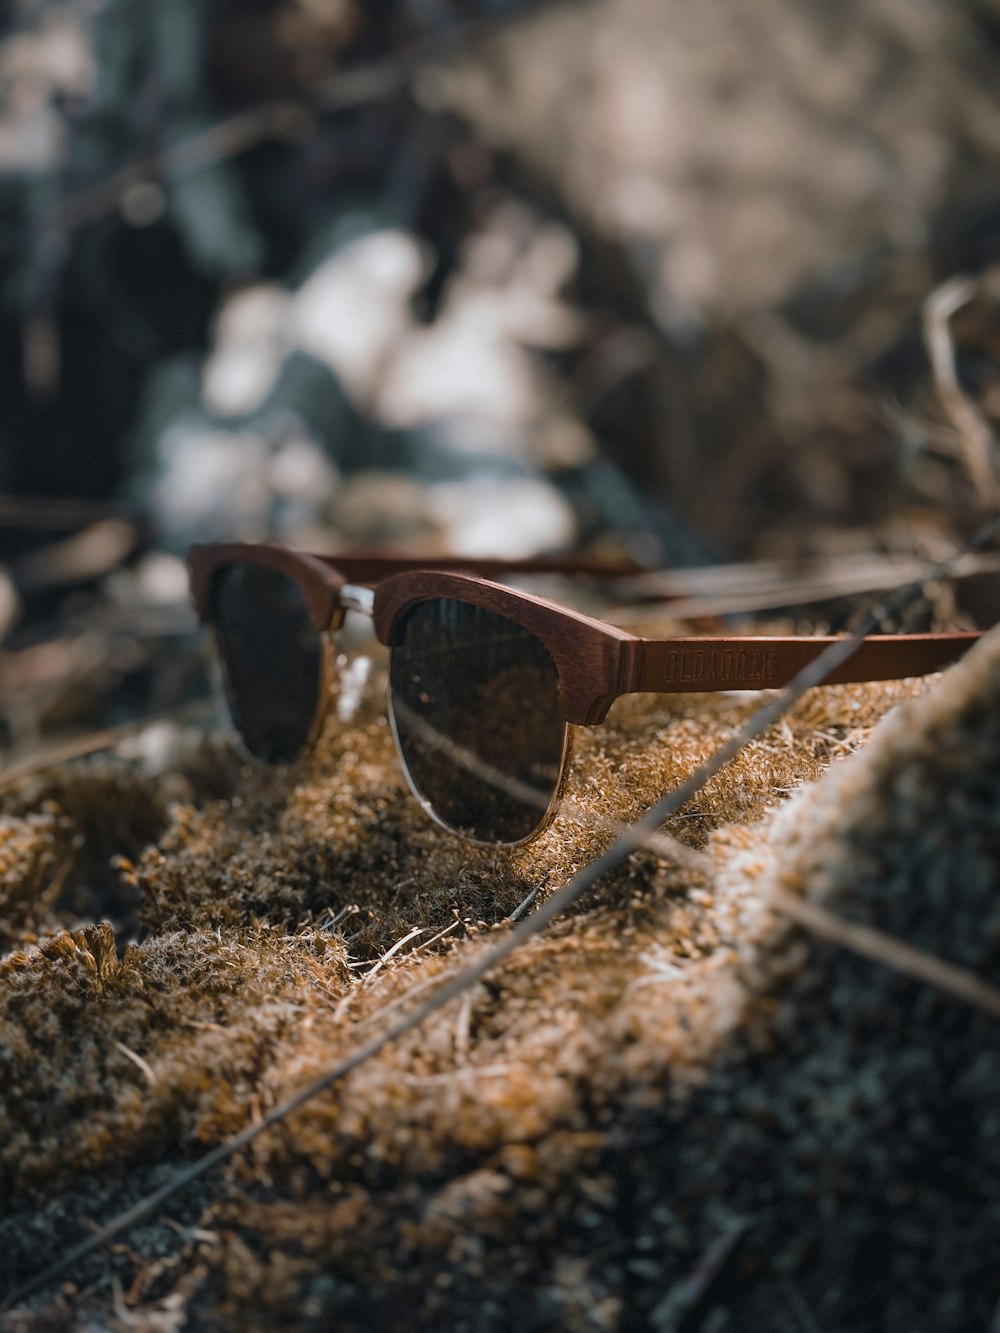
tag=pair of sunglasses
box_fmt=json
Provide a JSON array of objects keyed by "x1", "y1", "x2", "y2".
[{"x1": 187, "y1": 542, "x2": 980, "y2": 847}]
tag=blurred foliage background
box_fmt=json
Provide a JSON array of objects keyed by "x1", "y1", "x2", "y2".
[{"x1": 3, "y1": 0, "x2": 1000, "y2": 749}]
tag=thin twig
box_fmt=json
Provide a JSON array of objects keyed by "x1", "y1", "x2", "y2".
[
  {"x1": 11, "y1": 520, "x2": 138, "y2": 597},
  {"x1": 112, "y1": 1042, "x2": 158, "y2": 1088},
  {"x1": 923, "y1": 273, "x2": 998, "y2": 501},
  {"x1": 505, "y1": 884, "x2": 541, "y2": 922},
  {"x1": 0, "y1": 495, "x2": 135, "y2": 531},
  {"x1": 650, "y1": 1218, "x2": 751, "y2": 1331},
  {"x1": 406, "y1": 918, "x2": 461, "y2": 960},
  {"x1": 508, "y1": 833, "x2": 707, "y2": 921},
  {"x1": 362, "y1": 925, "x2": 429, "y2": 985},
  {"x1": 771, "y1": 888, "x2": 1000, "y2": 1020},
  {"x1": 453, "y1": 990, "x2": 473, "y2": 1064},
  {"x1": 610, "y1": 550, "x2": 1000, "y2": 624},
  {"x1": 0, "y1": 698, "x2": 216, "y2": 792},
  {"x1": 778, "y1": 1277, "x2": 825, "y2": 1333}
]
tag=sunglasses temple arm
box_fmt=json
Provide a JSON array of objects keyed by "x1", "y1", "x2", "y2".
[
  {"x1": 622, "y1": 632, "x2": 982, "y2": 695},
  {"x1": 311, "y1": 552, "x2": 645, "y2": 584}
]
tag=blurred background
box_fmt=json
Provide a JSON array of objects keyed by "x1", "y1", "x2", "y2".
[{"x1": 3, "y1": 0, "x2": 1000, "y2": 758}]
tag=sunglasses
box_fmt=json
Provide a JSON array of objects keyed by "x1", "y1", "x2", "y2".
[{"x1": 187, "y1": 542, "x2": 980, "y2": 847}]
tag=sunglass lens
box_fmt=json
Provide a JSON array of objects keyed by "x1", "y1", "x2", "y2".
[
  {"x1": 389, "y1": 598, "x2": 567, "y2": 844},
  {"x1": 210, "y1": 562, "x2": 323, "y2": 763}
]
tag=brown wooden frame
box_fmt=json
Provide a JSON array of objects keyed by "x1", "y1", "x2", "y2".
[
  {"x1": 187, "y1": 541, "x2": 643, "y2": 631},
  {"x1": 188, "y1": 541, "x2": 982, "y2": 730}
]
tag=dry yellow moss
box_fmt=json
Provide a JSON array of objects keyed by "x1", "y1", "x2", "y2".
[{"x1": 0, "y1": 633, "x2": 996, "y2": 1331}]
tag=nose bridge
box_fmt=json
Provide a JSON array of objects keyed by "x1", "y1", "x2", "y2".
[{"x1": 338, "y1": 584, "x2": 376, "y2": 617}]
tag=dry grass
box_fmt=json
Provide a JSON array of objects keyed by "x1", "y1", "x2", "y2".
[{"x1": 2, "y1": 628, "x2": 1000, "y2": 1329}]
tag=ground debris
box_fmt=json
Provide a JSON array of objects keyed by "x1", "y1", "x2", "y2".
[{"x1": 2, "y1": 630, "x2": 999, "y2": 1328}]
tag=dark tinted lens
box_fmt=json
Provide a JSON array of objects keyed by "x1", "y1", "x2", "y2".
[
  {"x1": 389, "y1": 598, "x2": 566, "y2": 844},
  {"x1": 210, "y1": 562, "x2": 323, "y2": 763}
]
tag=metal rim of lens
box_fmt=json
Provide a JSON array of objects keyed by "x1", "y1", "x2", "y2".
[{"x1": 386, "y1": 678, "x2": 574, "y2": 848}]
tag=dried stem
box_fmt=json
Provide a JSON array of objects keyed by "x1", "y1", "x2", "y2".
[
  {"x1": 771, "y1": 887, "x2": 1000, "y2": 1020},
  {"x1": 923, "y1": 272, "x2": 998, "y2": 502}
]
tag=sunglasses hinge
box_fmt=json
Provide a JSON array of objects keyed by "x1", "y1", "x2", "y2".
[{"x1": 339, "y1": 584, "x2": 376, "y2": 617}]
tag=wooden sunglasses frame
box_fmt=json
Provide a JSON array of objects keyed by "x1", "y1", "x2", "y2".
[{"x1": 188, "y1": 541, "x2": 981, "y2": 730}]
